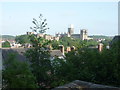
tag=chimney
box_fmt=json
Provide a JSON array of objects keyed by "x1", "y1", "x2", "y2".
[
  {"x1": 71, "y1": 46, "x2": 75, "y2": 51},
  {"x1": 66, "y1": 47, "x2": 71, "y2": 53},
  {"x1": 59, "y1": 45, "x2": 64, "y2": 55},
  {"x1": 98, "y1": 43, "x2": 103, "y2": 52},
  {"x1": 49, "y1": 45, "x2": 52, "y2": 50}
]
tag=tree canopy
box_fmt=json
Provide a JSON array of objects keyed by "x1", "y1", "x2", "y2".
[
  {"x1": 2, "y1": 41, "x2": 11, "y2": 48},
  {"x1": 25, "y1": 14, "x2": 52, "y2": 88},
  {"x1": 50, "y1": 39, "x2": 120, "y2": 87},
  {"x1": 15, "y1": 35, "x2": 31, "y2": 45},
  {"x1": 2, "y1": 53, "x2": 38, "y2": 88},
  {"x1": 51, "y1": 36, "x2": 99, "y2": 50}
]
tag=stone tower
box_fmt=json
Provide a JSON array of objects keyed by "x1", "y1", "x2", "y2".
[
  {"x1": 68, "y1": 24, "x2": 74, "y2": 35},
  {"x1": 80, "y1": 29, "x2": 88, "y2": 40}
]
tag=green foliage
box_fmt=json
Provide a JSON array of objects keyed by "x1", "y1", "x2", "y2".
[
  {"x1": 30, "y1": 14, "x2": 49, "y2": 33},
  {"x1": 50, "y1": 40, "x2": 60, "y2": 50},
  {"x1": 50, "y1": 57, "x2": 78, "y2": 87},
  {"x1": 64, "y1": 49, "x2": 101, "y2": 82},
  {"x1": 85, "y1": 40, "x2": 98, "y2": 46},
  {"x1": 25, "y1": 14, "x2": 51, "y2": 88},
  {"x1": 2, "y1": 41, "x2": 11, "y2": 48},
  {"x1": 15, "y1": 35, "x2": 31, "y2": 45},
  {"x1": 51, "y1": 40, "x2": 120, "y2": 87},
  {"x1": 59, "y1": 37, "x2": 74, "y2": 48},
  {"x1": 52, "y1": 36, "x2": 99, "y2": 50},
  {"x1": 89, "y1": 35, "x2": 113, "y2": 40},
  {"x1": 101, "y1": 39, "x2": 112, "y2": 46},
  {"x1": 2, "y1": 53, "x2": 38, "y2": 88},
  {"x1": 25, "y1": 35, "x2": 52, "y2": 88}
]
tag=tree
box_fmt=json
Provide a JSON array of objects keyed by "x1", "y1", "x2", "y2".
[
  {"x1": 30, "y1": 14, "x2": 49, "y2": 33},
  {"x1": 25, "y1": 14, "x2": 51, "y2": 88},
  {"x1": 2, "y1": 53, "x2": 38, "y2": 88},
  {"x1": 2, "y1": 41, "x2": 11, "y2": 48},
  {"x1": 50, "y1": 57, "x2": 78, "y2": 88},
  {"x1": 51, "y1": 40, "x2": 60, "y2": 50},
  {"x1": 50, "y1": 41, "x2": 120, "y2": 88},
  {"x1": 15, "y1": 35, "x2": 31, "y2": 46}
]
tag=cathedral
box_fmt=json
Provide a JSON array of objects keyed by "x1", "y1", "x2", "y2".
[{"x1": 56, "y1": 24, "x2": 93, "y2": 40}]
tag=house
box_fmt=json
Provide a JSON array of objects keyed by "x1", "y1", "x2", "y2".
[{"x1": 50, "y1": 50, "x2": 65, "y2": 60}]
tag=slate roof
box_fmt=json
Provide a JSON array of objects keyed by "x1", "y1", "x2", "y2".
[
  {"x1": 50, "y1": 50, "x2": 63, "y2": 57},
  {"x1": 2, "y1": 48, "x2": 27, "y2": 62},
  {"x1": 53, "y1": 80, "x2": 120, "y2": 90},
  {"x1": 2, "y1": 48, "x2": 64, "y2": 62}
]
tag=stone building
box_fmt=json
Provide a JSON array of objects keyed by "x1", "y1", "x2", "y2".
[
  {"x1": 27, "y1": 24, "x2": 93, "y2": 41},
  {"x1": 68, "y1": 24, "x2": 74, "y2": 35},
  {"x1": 44, "y1": 34, "x2": 53, "y2": 40},
  {"x1": 37, "y1": 33, "x2": 44, "y2": 38},
  {"x1": 28, "y1": 33, "x2": 60, "y2": 41},
  {"x1": 56, "y1": 24, "x2": 93, "y2": 40},
  {"x1": 80, "y1": 29, "x2": 88, "y2": 40},
  {"x1": 26, "y1": 32, "x2": 34, "y2": 35}
]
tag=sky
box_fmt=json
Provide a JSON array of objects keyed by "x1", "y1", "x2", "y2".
[{"x1": 0, "y1": 2, "x2": 118, "y2": 36}]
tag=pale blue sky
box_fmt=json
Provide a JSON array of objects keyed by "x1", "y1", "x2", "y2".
[{"x1": 1, "y1": 2, "x2": 118, "y2": 36}]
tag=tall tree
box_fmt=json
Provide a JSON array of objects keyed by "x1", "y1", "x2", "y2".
[
  {"x1": 25, "y1": 14, "x2": 51, "y2": 88},
  {"x1": 30, "y1": 14, "x2": 49, "y2": 33}
]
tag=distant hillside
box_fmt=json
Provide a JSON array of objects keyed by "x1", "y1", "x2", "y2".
[
  {"x1": 1, "y1": 35, "x2": 15, "y2": 41},
  {"x1": 89, "y1": 35, "x2": 113, "y2": 40}
]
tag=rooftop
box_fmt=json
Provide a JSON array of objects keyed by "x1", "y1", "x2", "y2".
[
  {"x1": 53, "y1": 80, "x2": 120, "y2": 89},
  {"x1": 50, "y1": 50, "x2": 63, "y2": 57}
]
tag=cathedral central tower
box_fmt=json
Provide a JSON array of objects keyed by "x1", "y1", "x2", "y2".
[{"x1": 68, "y1": 24, "x2": 74, "y2": 35}]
